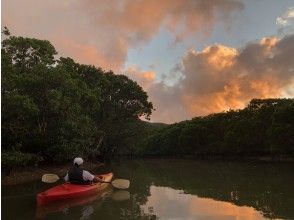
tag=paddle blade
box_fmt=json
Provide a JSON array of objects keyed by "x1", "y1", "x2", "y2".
[
  {"x1": 111, "y1": 179, "x2": 130, "y2": 189},
  {"x1": 42, "y1": 174, "x2": 60, "y2": 183},
  {"x1": 111, "y1": 190, "x2": 130, "y2": 201}
]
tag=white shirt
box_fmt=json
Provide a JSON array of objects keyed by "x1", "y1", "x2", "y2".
[{"x1": 64, "y1": 170, "x2": 95, "y2": 182}]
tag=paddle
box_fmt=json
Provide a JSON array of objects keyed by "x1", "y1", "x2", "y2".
[
  {"x1": 111, "y1": 190, "x2": 131, "y2": 201},
  {"x1": 41, "y1": 174, "x2": 130, "y2": 189},
  {"x1": 42, "y1": 174, "x2": 60, "y2": 183}
]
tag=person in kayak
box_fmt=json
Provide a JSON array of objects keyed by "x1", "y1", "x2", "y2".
[{"x1": 64, "y1": 157, "x2": 100, "y2": 184}]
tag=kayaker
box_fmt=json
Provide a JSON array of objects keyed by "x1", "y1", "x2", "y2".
[{"x1": 64, "y1": 157, "x2": 100, "y2": 184}]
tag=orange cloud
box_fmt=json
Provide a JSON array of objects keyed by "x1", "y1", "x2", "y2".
[
  {"x1": 81, "y1": 0, "x2": 243, "y2": 45},
  {"x1": 125, "y1": 66, "x2": 156, "y2": 90},
  {"x1": 176, "y1": 36, "x2": 294, "y2": 118},
  {"x1": 143, "y1": 71, "x2": 156, "y2": 81},
  {"x1": 2, "y1": 0, "x2": 244, "y2": 73},
  {"x1": 260, "y1": 37, "x2": 278, "y2": 48},
  {"x1": 125, "y1": 67, "x2": 189, "y2": 123},
  {"x1": 198, "y1": 45, "x2": 238, "y2": 71},
  {"x1": 136, "y1": 35, "x2": 294, "y2": 123},
  {"x1": 53, "y1": 36, "x2": 126, "y2": 72},
  {"x1": 249, "y1": 80, "x2": 281, "y2": 98},
  {"x1": 182, "y1": 83, "x2": 245, "y2": 115}
]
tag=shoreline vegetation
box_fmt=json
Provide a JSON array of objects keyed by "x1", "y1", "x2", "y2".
[
  {"x1": 2, "y1": 156, "x2": 294, "y2": 186},
  {"x1": 2, "y1": 31, "x2": 294, "y2": 183},
  {"x1": 2, "y1": 161, "x2": 104, "y2": 186}
]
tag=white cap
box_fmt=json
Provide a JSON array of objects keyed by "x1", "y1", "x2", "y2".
[{"x1": 73, "y1": 157, "x2": 83, "y2": 166}]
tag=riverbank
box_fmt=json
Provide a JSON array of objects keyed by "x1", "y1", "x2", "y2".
[
  {"x1": 139, "y1": 154, "x2": 294, "y2": 162},
  {"x1": 2, "y1": 161, "x2": 104, "y2": 186},
  {"x1": 3, "y1": 155, "x2": 294, "y2": 186}
]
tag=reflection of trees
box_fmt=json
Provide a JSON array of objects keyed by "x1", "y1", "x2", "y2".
[
  {"x1": 112, "y1": 159, "x2": 294, "y2": 219},
  {"x1": 2, "y1": 181, "x2": 50, "y2": 219},
  {"x1": 82, "y1": 160, "x2": 157, "y2": 219},
  {"x1": 86, "y1": 192, "x2": 157, "y2": 219},
  {"x1": 2, "y1": 160, "x2": 293, "y2": 219}
]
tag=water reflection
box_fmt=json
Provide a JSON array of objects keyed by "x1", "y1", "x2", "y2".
[
  {"x1": 36, "y1": 186, "x2": 113, "y2": 219},
  {"x1": 142, "y1": 186, "x2": 268, "y2": 220},
  {"x1": 111, "y1": 190, "x2": 131, "y2": 201},
  {"x1": 2, "y1": 159, "x2": 294, "y2": 220},
  {"x1": 108, "y1": 159, "x2": 294, "y2": 219}
]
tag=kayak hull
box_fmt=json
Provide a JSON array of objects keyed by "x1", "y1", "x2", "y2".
[
  {"x1": 36, "y1": 187, "x2": 113, "y2": 218},
  {"x1": 37, "y1": 172, "x2": 113, "y2": 205}
]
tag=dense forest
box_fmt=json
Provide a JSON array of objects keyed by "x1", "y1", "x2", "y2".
[
  {"x1": 1, "y1": 30, "x2": 154, "y2": 171},
  {"x1": 137, "y1": 98, "x2": 294, "y2": 158},
  {"x1": 2, "y1": 30, "x2": 294, "y2": 173}
]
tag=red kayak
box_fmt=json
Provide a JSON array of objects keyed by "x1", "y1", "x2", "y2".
[
  {"x1": 37, "y1": 173, "x2": 113, "y2": 205},
  {"x1": 36, "y1": 187, "x2": 113, "y2": 218}
]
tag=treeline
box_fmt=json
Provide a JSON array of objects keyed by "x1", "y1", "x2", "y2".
[
  {"x1": 137, "y1": 98, "x2": 294, "y2": 158},
  {"x1": 2, "y1": 31, "x2": 294, "y2": 173},
  {"x1": 1, "y1": 32, "x2": 153, "y2": 170}
]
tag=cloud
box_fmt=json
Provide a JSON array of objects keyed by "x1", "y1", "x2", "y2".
[
  {"x1": 125, "y1": 66, "x2": 156, "y2": 90},
  {"x1": 276, "y1": 7, "x2": 294, "y2": 26},
  {"x1": 276, "y1": 7, "x2": 294, "y2": 35},
  {"x1": 128, "y1": 35, "x2": 294, "y2": 123},
  {"x1": 53, "y1": 36, "x2": 126, "y2": 72},
  {"x1": 179, "y1": 35, "x2": 294, "y2": 117},
  {"x1": 81, "y1": 0, "x2": 243, "y2": 43},
  {"x1": 125, "y1": 67, "x2": 189, "y2": 123},
  {"x1": 2, "y1": 0, "x2": 243, "y2": 72}
]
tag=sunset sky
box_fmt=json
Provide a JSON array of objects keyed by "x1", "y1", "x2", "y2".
[{"x1": 2, "y1": 0, "x2": 294, "y2": 123}]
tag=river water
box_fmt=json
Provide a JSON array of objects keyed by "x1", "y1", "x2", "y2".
[{"x1": 2, "y1": 159, "x2": 294, "y2": 219}]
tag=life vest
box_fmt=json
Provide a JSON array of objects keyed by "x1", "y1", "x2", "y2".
[{"x1": 68, "y1": 165, "x2": 89, "y2": 184}]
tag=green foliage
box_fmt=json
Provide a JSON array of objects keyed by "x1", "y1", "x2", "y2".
[
  {"x1": 1, "y1": 34, "x2": 154, "y2": 166},
  {"x1": 268, "y1": 102, "x2": 294, "y2": 155},
  {"x1": 102, "y1": 73, "x2": 153, "y2": 120},
  {"x1": 2, "y1": 26, "x2": 11, "y2": 36},
  {"x1": 2, "y1": 36, "x2": 57, "y2": 70},
  {"x1": 2, "y1": 151, "x2": 44, "y2": 167},
  {"x1": 140, "y1": 98, "x2": 294, "y2": 158}
]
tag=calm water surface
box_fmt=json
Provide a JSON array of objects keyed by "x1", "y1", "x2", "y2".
[{"x1": 2, "y1": 159, "x2": 294, "y2": 219}]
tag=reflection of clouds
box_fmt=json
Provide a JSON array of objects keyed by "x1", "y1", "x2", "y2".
[
  {"x1": 141, "y1": 186, "x2": 268, "y2": 220},
  {"x1": 189, "y1": 197, "x2": 267, "y2": 220}
]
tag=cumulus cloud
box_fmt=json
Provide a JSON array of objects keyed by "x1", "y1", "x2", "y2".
[
  {"x1": 276, "y1": 7, "x2": 294, "y2": 35},
  {"x1": 80, "y1": 0, "x2": 243, "y2": 44},
  {"x1": 2, "y1": 0, "x2": 243, "y2": 72},
  {"x1": 179, "y1": 35, "x2": 294, "y2": 117},
  {"x1": 125, "y1": 66, "x2": 156, "y2": 90},
  {"x1": 127, "y1": 35, "x2": 294, "y2": 123},
  {"x1": 125, "y1": 67, "x2": 190, "y2": 123},
  {"x1": 276, "y1": 7, "x2": 294, "y2": 26}
]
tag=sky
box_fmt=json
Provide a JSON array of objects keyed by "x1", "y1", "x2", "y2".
[{"x1": 2, "y1": 0, "x2": 294, "y2": 123}]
